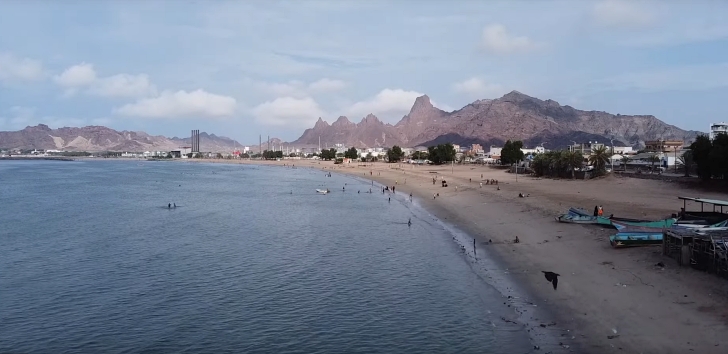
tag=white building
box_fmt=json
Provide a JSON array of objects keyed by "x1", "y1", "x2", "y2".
[
  {"x1": 611, "y1": 146, "x2": 634, "y2": 154},
  {"x1": 710, "y1": 122, "x2": 728, "y2": 140}
]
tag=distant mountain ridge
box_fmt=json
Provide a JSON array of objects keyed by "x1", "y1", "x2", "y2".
[
  {"x1": 292, "y1": 91, "x2": 701, "y2": 149},
  {"x1": 0, "y1": 124, "x2": 242, "y2": 152}
]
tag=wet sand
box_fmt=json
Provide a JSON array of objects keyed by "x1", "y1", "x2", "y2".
[{"x1": 191, "y1": 158, "x2": 728, "y2": 353}]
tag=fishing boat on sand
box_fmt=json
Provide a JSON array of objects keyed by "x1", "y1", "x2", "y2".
[
  {"x1": 556, "y1": 207, "x2": 677, "y2": 228},
  {"x1": 609, "y1": 232, "x2": 664, "y2": 248}
]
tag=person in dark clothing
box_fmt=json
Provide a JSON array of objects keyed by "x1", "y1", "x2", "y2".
[{"x1": 593, "y1": 205, "x2": 599, "y2": 217}]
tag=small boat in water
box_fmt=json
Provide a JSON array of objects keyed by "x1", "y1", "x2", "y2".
[{"x1": 316, "y1": 189, "x2": 330, "y2": 194}]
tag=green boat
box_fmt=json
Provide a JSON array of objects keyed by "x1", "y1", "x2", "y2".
[
  {"x1": 609, "y1": 232, "x2": 664, "y2": 248},
  {"x1": 597, "y1": 217, "x2": 677, "y2": 229}
]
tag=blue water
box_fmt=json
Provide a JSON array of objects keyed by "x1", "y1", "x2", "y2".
[{"x1": 0, "y1": 160, "x2": 533, "y2": 353}]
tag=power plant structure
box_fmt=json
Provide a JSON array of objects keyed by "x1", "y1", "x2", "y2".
[{"x1": 191, "y1": 130, "x2": 201, "y2": 153}]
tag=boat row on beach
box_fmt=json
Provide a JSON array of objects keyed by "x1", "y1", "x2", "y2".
[{"x1": 556, "y1": 197, "x2": 728, "y2": 248}]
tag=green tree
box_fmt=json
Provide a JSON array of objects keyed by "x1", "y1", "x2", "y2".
[
  {"x1": 241, "y1": 153, "x2": 250, "y2": 158},
  {"x1": 621, "y1": 155, "x2": 632, "y2": 171},
  {"x1": 411, "y1": 151, "x2": 428, "y2": 160},
  {"x1": 319, "y1": 148, "x2": 337, "y2": 160},
  {"x1": 500, "y1": 140, "x2": 524, "y2": 165},
  {"x1": 588, "y1": 146, "x2": 609, "y2": 174},
  {"x1": 645, "y1": 154, "x2": 661, "y2": 173},
  {"x1": 690, "y1": 135, "x2": 713, "y2": 181},
  {"x1": 564, "y1": 150, "x2": 584, "y2": 179},
  {"x1": 426, "y1": 143, "x2": 456, "y2": 164},
  {"x1": 387, "y1": 145, "x2": 405, "y2": 162},
  {"x1": 677, "y1": 150, "x2": 693, "y2": 177},
  {"x1": 344, "y1": 147, "x2": 358, "y2": 159},
  {"x1": 709, "y1": 134, "x2": 728, "y2": 179},
  {"x1": 216, "y1": 153, "x2": 223, "y2": 159}
]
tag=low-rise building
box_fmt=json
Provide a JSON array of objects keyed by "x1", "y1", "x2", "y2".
[
  {"x1": 644, "y1": 140, "x2": 684, "y2": 153},
  {"x1": 710, "y1": 122, "x2": 728, "y2": 141},
  {"x1": 569, "y1": 141, "x2": 605, "y2": 155}
]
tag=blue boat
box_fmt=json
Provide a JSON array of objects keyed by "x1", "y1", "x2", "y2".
[{"x1": 609, "y1": 232, "x2": 663, "y2": 248}]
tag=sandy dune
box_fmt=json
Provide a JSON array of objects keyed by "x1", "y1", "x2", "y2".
[{"x1": 194, "y1": 159, "x2": 728, "y2": 354}]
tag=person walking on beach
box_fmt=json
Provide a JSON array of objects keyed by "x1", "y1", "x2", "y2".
[
  {"x1": 593, "y1": 205, "x2": 599, "y2": 217},
  {"x1": 409, "y1": 193, "x2": 413, "y2": 201},
  {"x1": 473, "y1": 238, "x2": 476, "y2": 255}
]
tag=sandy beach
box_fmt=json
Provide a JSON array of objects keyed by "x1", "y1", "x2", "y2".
[{"x1": 190, "y1": 158, "x2": 728, "y2": 353}]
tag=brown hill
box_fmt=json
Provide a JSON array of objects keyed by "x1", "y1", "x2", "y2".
[
  {"x1": 292, "y1": 91, "x2": 700, "y2": 149},
  {"x1": 0, "y1": 124, "x2": 241, "y2": 152}
]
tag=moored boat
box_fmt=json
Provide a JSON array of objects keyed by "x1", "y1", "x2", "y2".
[
  {"x1": 316, "y1": 189, "x2": 329, "y2": 194},
  {"x1": 556, "y1": 214, "x2": 598, "y2": 224}
]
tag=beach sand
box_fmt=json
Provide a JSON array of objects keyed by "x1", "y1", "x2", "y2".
[{"x1": 191, "y1": 158, "x2": 728, "y2": 353}]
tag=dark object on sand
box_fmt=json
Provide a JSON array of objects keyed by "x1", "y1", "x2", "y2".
[
  {"x1": 542, "y1": 271, "x2": 560, "y2": 290},
  {"x1": 513, "y1": 236, "x2": 520, "y2": 243}
]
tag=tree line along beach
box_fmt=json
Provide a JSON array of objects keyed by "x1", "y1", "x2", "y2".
[{"x1": 189, "y1": 157, "x2": 728, "y2": 354}]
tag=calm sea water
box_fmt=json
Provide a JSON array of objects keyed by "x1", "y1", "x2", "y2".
[{"x1": 0, "y1": 160, "x2": 534, "y2": 353}]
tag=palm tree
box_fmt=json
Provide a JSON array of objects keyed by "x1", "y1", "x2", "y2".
[
  {"x1": 588, "y1": 146, "x2": 609, "y2": 174},
  {"x1": 646, "y1": 154, "x2": 661, "y2": 173},
  {"x1": 621, "y1": 155, "x2": 632, "y2": 171},
  {"x1": 564, "y1": 151, "x2": 583, "y2": 179},
  {"x1": 677, "y1": 150, "x2": 693, "y2": 177}
]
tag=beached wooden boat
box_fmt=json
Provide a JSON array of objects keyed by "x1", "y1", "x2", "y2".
[
  {"x1": 609, "y1": 232, "x2": 664, "y2": 248},
  {"x1": 601, "y1": 217, "x2": 677, "y2": 229},
  {"x1": 556, "y1": 214, "x2": 598, "y2": 224}
]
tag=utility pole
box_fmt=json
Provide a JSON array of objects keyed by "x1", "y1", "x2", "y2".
[
  {"x1": 674, "y1": 146, "x2": 678, "y2": 173},
  {"x1": 610, "y1": 138, "x2": 614, "y2": 172},
  {"x1": 259, "y1": 135, "x2": 262, "y2": 158}
]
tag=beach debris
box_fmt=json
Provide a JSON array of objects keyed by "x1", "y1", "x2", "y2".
[
  {"x1": 542, "y1": 271, "x2": 560, "y2": 290},
  {"x1": 655, "y1": 262, "x2": 665, "y2": 268},
  {"x1": 608, "y1": 335, "x2": 620, "y2": 339}
]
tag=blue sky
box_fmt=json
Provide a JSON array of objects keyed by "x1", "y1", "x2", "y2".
[{"x1": 1, "y1": 0, "x2": 727, "y2": 144}]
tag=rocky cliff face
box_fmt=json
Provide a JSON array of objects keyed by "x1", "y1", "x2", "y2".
[
  {"x1": 292, "y1": 91, "x2": 700, "y2": 149},
  {"x1": 0, "y1": 124, "x2": 242, "y2": 152}
]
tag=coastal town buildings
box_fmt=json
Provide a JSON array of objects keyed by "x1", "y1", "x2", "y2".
[
  {"x1": 710, "y1": 122, "x2": 728, "y2": 140},
  {"x1": 643, "y1": 140, "x2": 684, "y2": 153}
]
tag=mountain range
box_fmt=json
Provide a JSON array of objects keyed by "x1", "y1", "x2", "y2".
[
  {"x1": 292, "y1": 91, "x2": 700, "y2": 149},
  {"x1": 0, "y1": 91, "x2": 701, "y2": 152},
  {"x1": 0, "y1": 124, "x2": 242, "y2": 152}
]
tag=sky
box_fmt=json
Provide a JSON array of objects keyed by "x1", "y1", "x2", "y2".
[{"x1": 1, "y1": 0, "x2": 727, "y2": 145}]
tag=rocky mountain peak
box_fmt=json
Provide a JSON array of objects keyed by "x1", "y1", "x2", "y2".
[
  {"x1": 331, "y1": 116, "x2": 354, "y2": 127},
  {"x1": 409, "y1": 95, "x2": 434, "y2": 114},
  {"x1": 313, "y1": 117, "x2": 330, "y2": 129},
  {"x1": 359, "y1": 114, "x2": 382, "y2": 125}
]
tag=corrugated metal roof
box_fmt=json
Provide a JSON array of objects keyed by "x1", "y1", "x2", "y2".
[{"x1": 678, "y1": 197, "x2": 728, "y2": 207}]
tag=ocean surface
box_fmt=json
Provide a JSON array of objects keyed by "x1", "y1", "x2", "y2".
[{"x1": 0, "y1": 160, "x2": 534, "y2": 353}]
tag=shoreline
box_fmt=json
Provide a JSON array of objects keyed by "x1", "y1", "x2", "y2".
[{"x1": 182, "y1": 158, "x2": 728, "y2": 354}]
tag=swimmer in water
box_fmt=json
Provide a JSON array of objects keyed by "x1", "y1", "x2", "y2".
[
  {"x1": 168, "y1": 203, "x2": 171, "y2": 209},
  {"x1": 408, "y1": 218, "x2": 412, "y2": 227},
  {"x1": 173, "y1": 203, "x2": 176, "y2": 208}
]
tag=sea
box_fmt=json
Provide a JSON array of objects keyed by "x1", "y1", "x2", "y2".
[{"x1": 0, "y1": 160, "x2": 536, "y2": 353}]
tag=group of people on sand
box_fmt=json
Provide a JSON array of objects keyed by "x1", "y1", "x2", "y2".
[{"x1": 593, "y1": 205, "x2": 604, "y2": 216}]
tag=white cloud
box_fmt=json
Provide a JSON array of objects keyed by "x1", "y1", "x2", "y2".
[
  {"x1": 597, "y1": 63, "x2": 728, "y2": 92},
  {"x1": 593, "y1": 0, "x2": 655, "y2": 29},
  {"x1": 91, "y1": 74, "x2": 158, "y2": 98},
  {"x1": 346, "y1": 88, "x2": 448, "y2": 121},
  {"x1": 308, "y1": 78, "x2": 347, "y2": 92},
  {"x1": 0, "y1": 53, "x2": 44, "y2": 82},
  {"x1": 452, "y1": 77, "x2": 505, "y2": 98},
  {"x1": 54, "y1": 63, "x2": 97, "y2": 87},
  {"x1": 255, "y1": 80, "x2": 307, "y2": 98},
  {"x1": 53, "y1": 63, "x2": 156, "y2": 98},
  {"x1": 114, "y1": 89, "x2": 237, "y2": 119},
  {"x1": 254, "y1": 78, "x2": 347, "y2": 99},
  {"x1": 252, "y1": 96, "x2": 325, "y2": 127},
  {"x1": 481, "y1": 24, "x2": 542, "y2": 55}
]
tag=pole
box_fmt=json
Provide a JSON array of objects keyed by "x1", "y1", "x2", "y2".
[
  {"x1": 674, "y1": 146, "x2": 678, "y2": 173},
  {"x1": 516, "y1": 160, "x2": 518, "y2": 182},
  {"x1": 610, "y1": 139, "x2": 614, "y2": 172}
]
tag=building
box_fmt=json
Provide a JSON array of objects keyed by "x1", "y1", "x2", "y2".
[
  {"x1": 644, "y1": 140, "x2": 684, "y2": 153},
  {"x1": 521, "y1": 146, "x2": 546, "y2": 155},
  {"x1": 710, "y1": 122, "x2": 728, "y2": 140},
  {"x1": 611, "y1": 146, "x2": 634, "y2": 155},
  {"x1": 569, "y1": 141, "x2": 605, "y2": 155},
  {"x1": 471, "y1": 144, "x2": 484, "y2": 154},
  {"x1": 170, "y1": 146, "x2": 193, "y2": 158}
]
